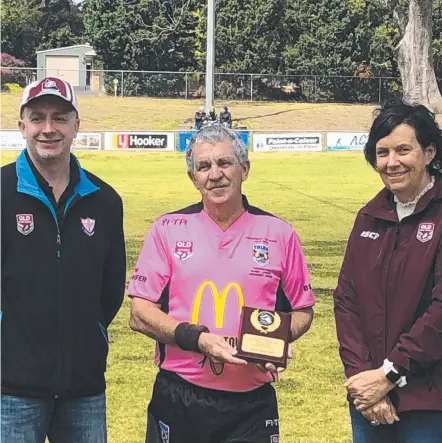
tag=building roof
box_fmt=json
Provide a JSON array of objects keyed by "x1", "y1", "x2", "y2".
[{"x1": 36, "y1": 44, "x2": 95, "y2": 55}]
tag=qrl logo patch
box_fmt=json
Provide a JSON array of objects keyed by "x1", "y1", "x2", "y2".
[
  {"x1": 81, "y1": 218, "x2": 95, "y2": 236},
  {"x1": 159, "y1": 421, "x2": 170, "y2": 443},
  {"x1": 174, "y1": 241, "x2": 193, "y2": 261},
  {"x1": 417, "y1": 222, "x2": 434, "y2": 243},
  {"x1": 253, "y1": 242, "x2": 269, "y2": 266},
  {"x1": 16, "y1": 214, "x2": 34, "y2": 235}
]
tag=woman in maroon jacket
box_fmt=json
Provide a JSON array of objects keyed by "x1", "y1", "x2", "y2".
[{"x1": 334, "y1": 101, "x2": 442, "y2": 443}]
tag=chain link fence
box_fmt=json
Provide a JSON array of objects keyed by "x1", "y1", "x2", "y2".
[{"x1": 2, "y1": 66, "x2": 437, "y2": 104}]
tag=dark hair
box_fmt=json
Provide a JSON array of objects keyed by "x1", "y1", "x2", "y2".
[{"x1": 364, "y1": 101, "x2": 442, "y2": 175}]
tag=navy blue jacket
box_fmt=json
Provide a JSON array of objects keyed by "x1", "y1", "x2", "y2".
[{"x1": 1, "y1": 150, "x2": 126, "y2": 398}]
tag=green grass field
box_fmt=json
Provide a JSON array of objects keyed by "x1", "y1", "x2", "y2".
[{"x1": 0, "y1": 150, "x2": 383, "y2": 443}]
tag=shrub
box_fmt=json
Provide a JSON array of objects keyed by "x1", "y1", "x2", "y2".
[
  {"x1": 3, "y1": 83, "x2": 23, "y2": 93},
  {"x1": 1, "y1": 54, "x2": 29, "y2": 89}
]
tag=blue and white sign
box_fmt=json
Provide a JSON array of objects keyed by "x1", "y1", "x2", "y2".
[
  {"x1": 177, "y1": 131, "x2": 195, "y2": 152},
  {"x1": 253, "y1": 132, "x2": 322, "y2": 152},
  {"x1": 326, "y1": 132, "x2": 368, "y2": 151},
  {"x1": 177, "y1": 130, "x2": 249, "y2": 152}
]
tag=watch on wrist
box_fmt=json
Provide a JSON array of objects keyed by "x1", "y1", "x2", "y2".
[{"x1": 383, "y1": 359, "x2": 407, "y2": 388}]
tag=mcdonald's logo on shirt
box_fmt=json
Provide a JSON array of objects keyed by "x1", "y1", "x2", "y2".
[{"x1": 191, "y1": 281, "x2": 244, "y2": 329}]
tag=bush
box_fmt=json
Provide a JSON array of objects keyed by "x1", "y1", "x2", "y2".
[
  {"x1": 3, "y1": 83, "x2": 23, "y2": 93},
  {"x1": 1, "y1": 54, "x2": 29, "y2": 89}
]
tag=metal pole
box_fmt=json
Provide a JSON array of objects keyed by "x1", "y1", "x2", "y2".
[
  {"x1": 121, "y1": 71, "x2": 124, "y2": 97},
  {"x1": 379, "y1": 77, "x2": 382, "y2": 104},
  {"x1": 185, "y1": 73, "x2": 188, "y2": 99},
  {"x1": 250, "y1": 75, "x2": 253, "y2": 101},
  {"x1": 205, "y1": 0, "x2": 215, "y2": 112},
  {"x1": 314, "y1": 75, "x2": 317, "y2": 102}
]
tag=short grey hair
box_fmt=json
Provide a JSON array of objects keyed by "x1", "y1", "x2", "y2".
[{"x1": 186, "y1": 125, "x2": 248, "y2": 172}]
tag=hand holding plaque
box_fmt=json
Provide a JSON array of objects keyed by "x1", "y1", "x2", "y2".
[{"x1": 236, "y1": 306, "x2": 291, "y2": 368}]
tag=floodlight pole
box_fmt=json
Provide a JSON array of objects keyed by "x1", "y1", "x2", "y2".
[{"x1": 205, "y1": 0, "x2": 215, "y2": 113}]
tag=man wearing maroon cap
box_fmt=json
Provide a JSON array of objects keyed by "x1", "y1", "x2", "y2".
[{"x1": 1, "y1": 77, "x2": 126, "y2": 443}]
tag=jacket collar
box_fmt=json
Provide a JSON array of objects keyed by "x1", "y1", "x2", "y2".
[
  {"x1": 361, "y1": 174, "x2": 442, "y2": 222},
  {"x1": 16, "y1": 149, "x2": 99, "y2": 199}
]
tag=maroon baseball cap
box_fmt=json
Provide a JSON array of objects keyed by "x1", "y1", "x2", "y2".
[{"x1": 20, "y1": 77, "x2": 79, "y2": 116}]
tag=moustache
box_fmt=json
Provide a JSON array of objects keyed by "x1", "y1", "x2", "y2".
[{"x1": 207, "y1": 183, "x2": 228, "y2": 190}]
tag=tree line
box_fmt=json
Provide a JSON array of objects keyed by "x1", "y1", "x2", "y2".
[{"x1": 2, "y1": 0, "x2": 442, "y2": 106}]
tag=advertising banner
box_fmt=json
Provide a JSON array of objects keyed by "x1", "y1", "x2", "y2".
[
  {"x1": 1, "y1": 131, "x2": 27, "y2": 150},
  {"x1": 1, "y1": 131, "x2": 102, "y2": 150},
  {"x1": 72, "y1": 133, "x2": 102, "y2": 150},
  {"x1": 177, "y1": 130, "x2": 249, "y2": 152},
  {"x1": 253, "y1": 133, "x2": 322, "y2": 152},
  {"x1": 104, "y1": 131, "x2": 175, "y2": 151},
  {"x1": 326, "y1": 132, "x2": 368, "y2": 151},
  {"x1": 177, "y1": 131, "x2": 195, "y2": 153}
]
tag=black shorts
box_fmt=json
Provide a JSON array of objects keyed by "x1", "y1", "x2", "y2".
[{"x1": 146, "y1": 370, "x2": 280, "y2": 443}]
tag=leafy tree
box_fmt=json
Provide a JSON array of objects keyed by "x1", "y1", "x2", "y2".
[
  {"x1": 1, "y1": 0, "x2": 42, "y2": 63},
  {"x1": 215, "y1": 0, "x2": 285, "y2": 74},
  {"x1": 382, "y1": 0, "x2": 442, "y2": 112},
  {"x1": 1, "y1": 0, "x2": 84, "y2": 64},
  {"x1": 5, "y1": 0, "x2": 441, "y2": 102},
  {"x1": 83, "y1": 0, "x2": 199, "y2": 95},
  {"x1": 38, "y1": 0, "x2": 85, "y2": 51}
]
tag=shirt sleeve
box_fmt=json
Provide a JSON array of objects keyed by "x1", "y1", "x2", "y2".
[
  {"x1": 127, "y1": 221, "x2": 171, "y2": 302},
  {"x1": 280, "y1": 230, "x2": 315, "y2": 310}
]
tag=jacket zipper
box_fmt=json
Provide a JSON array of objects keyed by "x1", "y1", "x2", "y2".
[
  {"x1": 55, "y1": 226, "x2": 62, "y2": 397},
  {"x1": 384, "y1": 223, "x2": 400, "y2": 358},
  {"x1": 54, "y1": 195, "x2": 82, "y2": 396},
  {"x1": 54, "y1": 198, "x2": 77, "y2": 397}
]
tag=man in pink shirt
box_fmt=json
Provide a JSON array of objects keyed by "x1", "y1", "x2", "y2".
[{"x1": 128, "y1": 125, "x2": 315, "y2": 443}]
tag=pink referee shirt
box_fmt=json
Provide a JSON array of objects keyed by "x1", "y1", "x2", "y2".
[{"x1": 127, "y1": 196, "x2": 314, "y2": 392}]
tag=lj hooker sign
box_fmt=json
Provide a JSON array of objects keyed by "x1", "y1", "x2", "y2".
[{"x1": 104, "y1": 131, "x2": 175, "y2": 151}]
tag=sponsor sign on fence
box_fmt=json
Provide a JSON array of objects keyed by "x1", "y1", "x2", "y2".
[
  {"x1": 253, "y1": 132, "x2": 322, "y2": 152},
  {"x1": 177, "y1": 131, "x2": 194, "y2": 153},
  {"x1": 177, "y1": 130, "x2": 249, "y2": 152},
  {"x1": 104, "y1": 131, "x2": 175, "y2": 151},
  {"x1": 72, "y1": 133, "x2": 102, "y2": 150},
  {"x1": 1, "y1": 129, "x2": 371, "y2": 153},
  {"x1": 1, "y1": 131, "x2": 27, "y2": 150},
  {"x1": 326, "y1": 131, "x2": 368, "y2": 151},
  {"x1": 0, "y1": 131, "x2": 102, "y2": 150}
]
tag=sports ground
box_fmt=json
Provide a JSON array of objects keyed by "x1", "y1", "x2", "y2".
[{"x1": 0, "y1": 144, "x2": 383, "y2": 443}]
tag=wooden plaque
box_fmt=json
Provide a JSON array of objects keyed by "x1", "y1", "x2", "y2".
[{"x1": 236, "y1": 306, "x2": 291, "y2": 368}]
